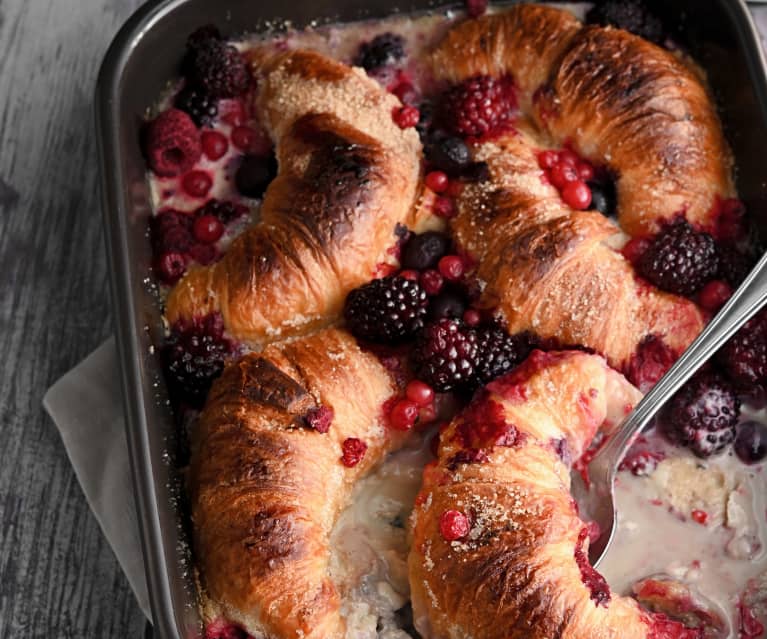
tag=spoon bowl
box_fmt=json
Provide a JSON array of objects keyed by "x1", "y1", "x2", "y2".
[{"x1": 575, "y1": 249, "x2": 767, "y2": 567}]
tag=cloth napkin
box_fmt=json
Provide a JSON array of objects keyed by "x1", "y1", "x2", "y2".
[{"x1": 43, "y1": 5, "x2": 767, "y2": 626}]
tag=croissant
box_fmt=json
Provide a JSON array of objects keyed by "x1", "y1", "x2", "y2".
[
  {"x1": 450, "y1": 126, "x2": 705, "y2": 372},
  {"x1": 430, "y1": 5, "x2": 723, "y2": 373},
  {"x1": 165, "y1": 49, "x2": 423, "y2": 346},
  {"x1": 431, "y1": 4, "x2": 734, "y2": 237},
  {"x1": 189, "y1": 328, "x2": 408, "y2": 639},
  {"x1": 408, "y1": 350, "x2": 700, "y2": 639}
]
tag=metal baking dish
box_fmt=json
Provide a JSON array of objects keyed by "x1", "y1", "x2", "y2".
[{"x1": 96, "y1": 0, "x2": 767, "y2": 637}]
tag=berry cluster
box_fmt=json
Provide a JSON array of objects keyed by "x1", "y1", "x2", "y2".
[
  {"x1": 161, "y1": 313, "x2": 233, "y2": 408},
  {"x1": 441, "y1": 75, "x2": 516, "y2": 138},
  {"x1": 537, "y1": 148, "x2": 598, "y2": 211}
]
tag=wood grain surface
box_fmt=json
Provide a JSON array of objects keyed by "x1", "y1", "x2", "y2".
[
  {"x1": 1, "y1": 1, "x2": 766, "y2": 638},
  {"x1": 0, "y1": 0, "x2": 144, "y2": 637}
]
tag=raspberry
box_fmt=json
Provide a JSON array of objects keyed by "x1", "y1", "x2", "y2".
[
  {"x1": 393, "y1": 105, "x2": 420, "y2": 129},
  {"x1": 716, "y1": 310, "x2": 767, "y2": 389},
  {"x1": 205, "y1": 621, "x2": 252, "y2": 639},
  {"x1": 175, "y1": 87, "x2": 218, "y2": 127},
  {"x1": 195, "y1": 199, "x2": 248, "y2": 224},
  {"x1": 413, "y1": 319, "x2": 479, "y2": 392},
  {"x1": 474, "y1": 328, "x2": 534, "y2": 386},
  {"x1": 304, "y1": 406, "x2": 333, "y2": 434},
  {"x1": 400, "y1": 231, "x2": 450, "y2": 270},
  {"x1": 150, "y1": 210, "x2": 194, "y2": 255},
  {"x1": 442, "y1": 75, "x2": 515, "y2": 138},
  {"x1": 188, "y1": 242, "x2": 218, "y2": 266},
  {"x1": 161, "y1": 313, "x2": 233, "y2": 408},
  {"x1": 341, "y1": 438, "x2": 367, "y2": 467},
  {"x1": 157, "y1": 251, "x2": 187, "y2": 285},
  {"x1": 344, "y1": 276, "x2": 428, "y2": 344},
  {"x1": 355, "y1": 33, "x2": 406, "y2": 71},
  {"x1": 586, "y1": 0, "x2": 665, "y2": 44},
  {"x1": 187, "y1": 38, "x2": 250, "y2": 98},
  {"x1": 439, "y1": 510, "x2": 470, "y2": 541},
  {"x1": 636, "y1": 218, "x2": 719, "y2": 296},
  {"x1": 145, "y1": 109, "x2": 201, "y2": 177},
  {"x1": 664, "y1": 373, "x2": 740, "y2": 458}
]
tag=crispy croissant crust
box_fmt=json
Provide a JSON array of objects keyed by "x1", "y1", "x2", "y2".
[
  {"x1": 452, "y1": 127, "x2": 704, "y2": 370},
  {"x1": 431, "y1": 4, "x2": 734, "y2": 237},
  {"x1": 166, "y1": 50, "x2": 422, "y2": 345},
  {"x1": 408, "y1": 351, "x2": 696, "y2": 639},
  {"x1": 190, "y1": 329, "x2": 407, "y2": 639}
]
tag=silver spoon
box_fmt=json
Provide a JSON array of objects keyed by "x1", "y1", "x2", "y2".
[{"x1": 576, "y1": 249, "x2": 767, "y2": 568}]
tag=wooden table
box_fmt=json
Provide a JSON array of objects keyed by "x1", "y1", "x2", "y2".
[{"x1": 1, "y1": 1, "x2": 766, "y2": 637}]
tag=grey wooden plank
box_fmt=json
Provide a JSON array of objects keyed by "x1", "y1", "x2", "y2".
[{"x1": 0, "y1": 0, "x2": 145, "y2": 636}]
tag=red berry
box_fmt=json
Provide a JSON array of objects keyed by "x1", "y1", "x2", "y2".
[
  {"x1": 691, "y1": 509, "x2": 708, "y2": 525},
  {"x1": 304, "y1": 406, "x2": 333, "y2": 433},
  {"x1": 549, "y1": 163, "x2": 579, "y2": 189},
  {"x1": 341, "y1": 438, "x2": 367, "y2": 467},
  {"x1": 393, "y1": 105, "x2": 420, "y2": 129},
  {"x1": 698, "y1": 279, "x2": 732, "y2": 311},
  {"x1": 622, "y1": 237, "x2": 650, "y2": 264},
  {"x1": 562, "y1": 181, "x2": 592, "y2": 210},
  {"x1": 158, "y1": 251, "x2": 187, "y2": 284},
  {"x1": 439, "y1": 509, "x2": 470, "y2": 541},
  {"x1": 463, "y1": 308, "x2": 481, "y2": 326},
  {"x1": 465, "y1": 0, "x2": 488, "y2": 17},
  {"x1": 433, "y1": 196, "x2": 456, "y2": 219},
  {"x1": 201, "y1": 131, "x2": 228, "y2": 160},
  {"x1": 220, "y1": 100, "x2": 245, "y2": 127},
  {"x1": 425, "y1": 171, "x2": 449, "y2": 193},
  {"x1": 421, "y1": 269, "x2": 444, "y2": 296},
  {"x1": 406, "y1": 380, "x2": 435, "y2": 406},
  {"x1": 182, "y1": 170, "x2": 213, "y2": 198},
  {"x1": 576, "y1": 160, "x2": 595, "y2": 181},
  {"x1": 438, "y1": 255, "x2": 465, "y2": 281},
  {"x1": 145, "y1": 109, "x2": 202, "y2": 177},
  {"x1": 558, "y1": 149, "x2": 579, "y2": 166},
  {"x1": 537, "y1": 150, "x2": 558, "y2": 170},
  {"x1": 392, "y1": 81, "x2": 418, "y2": 105},
  {"x1": 193, "y1": 215, "x2": 224, "y2": 244},
  {"x1": 389, "y1": 399, "x2": 420, "y2": 430},
  {"x1": 231, "y1": 126, "x2": 257, "y2": 152},
  {"x1": 400, "y1": 269, "x2": 420, "y2": 281}
]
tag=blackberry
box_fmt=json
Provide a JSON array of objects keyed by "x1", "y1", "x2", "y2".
[
  {"x1": 426, "y1": 135, "x2": 471, "y2": 176},
  {"x1": 716, "y1": 310, "x2": 767, "y2": 389},
  {"x1": 150, "y1": 210, "x2": 194, "y2": 256},
  {"x1": 162, "y1": 313, "x2": 233, "y2": 408},
  {"x1": 664, "y1": 373, "x2": 740, "y2": 458},
  {"x1": 636, "y1": 218, "x2": 719, "y2": 296},
  {"x1": 355, "y1": 33, "x2": 406, "y2": 71},
  {"x1": 195, "y1": 199, "x2": 249, "y2": 224},
  {"x1": 400, "y1": 231, "x2": 450, "y2": 270},
  {"x1": 344, "y1": 276, "x2": 428, "y2": 344},
  {"x1": 175, "y1": 87, "x2": 218, "y2": 127},
  {"x1": 586, "y1": 0, "x2": 665, "y2": 44},
  {"x1": 441, "y1": 75, "x2": 515, "y2": 138},
  {"x1": 413, "y1": 319, "x2": 479, "y2": 392},
  {"x1": 187, "y1": 38, "x2": 250, "y2": 98},
  {"x1": 186, "y1": 25, "x2": 222, "y2": 52},
  {"x1": 475, "y1": 328, "x2": 534, "y2": 385}
]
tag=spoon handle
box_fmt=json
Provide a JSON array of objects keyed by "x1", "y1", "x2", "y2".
[{"x1": 596, "y1": 249, "x2": 767, "y2": 470}]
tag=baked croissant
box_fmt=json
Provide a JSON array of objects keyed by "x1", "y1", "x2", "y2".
[
  {"x1": 431, "y1": 5, "x2": 724, "y2": 372},
  {"x1": 408, "y1": 350, "x2": 699, "y2": 639},
  {"x1": 450, "y1": 126, "x2": 705, "y2": 371},
  {"x1": 190, "y1": 328, "x2": 408, "y2": 639},
  {"x1": 165, "y1": 49, "x2": 422, "y2": 346},
  {"x1": 431, "y1": 4, "x2": 734, "y2": 237}
]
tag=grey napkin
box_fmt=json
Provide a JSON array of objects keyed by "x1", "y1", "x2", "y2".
[{"x1": 42, "y1": 5, "x2": 767, "y2": 625}]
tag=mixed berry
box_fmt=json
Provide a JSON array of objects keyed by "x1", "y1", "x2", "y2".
[{"x1": 441, "y1": 74, "x2": 516, "y2": 138}]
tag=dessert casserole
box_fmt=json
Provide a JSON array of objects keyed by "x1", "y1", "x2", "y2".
[{"x1": 138, "y1": 1, "x2": 767, "y2": 637}]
